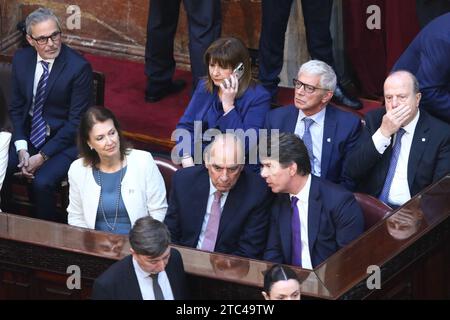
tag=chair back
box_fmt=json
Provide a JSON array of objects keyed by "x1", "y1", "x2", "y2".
[{"x1": 354, "y1": 192, "x2": 392, "y2": 231}]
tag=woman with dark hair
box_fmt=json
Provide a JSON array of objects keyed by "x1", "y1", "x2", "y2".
[
  {"x1": 176, "y1": 36, "x2": 271, "y2": 167},
  {"x1": 0, "y1": 91, "x2": 11, "y2": 211},
  {"x1": 262, "y1": 264, "x2": 301, "y2": 300},
  {"x1": 67, "y1": 106, "x2": 167, "y2": 234}
]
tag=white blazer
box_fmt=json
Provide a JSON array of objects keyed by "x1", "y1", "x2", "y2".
[
  {"x1": 0, "y1": 131, "x2": 11, "y2": 211},
  {"x1": 67, "y1": 149, "x2": 168, "y2": 229}
]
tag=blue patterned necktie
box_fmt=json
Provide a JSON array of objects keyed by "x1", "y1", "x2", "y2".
[
  {"x1": 302, "y1": 117, "x2": 314, "y2": 169},
  {"x1": 30, "y1": 61, "x2": 50, "y2": 149},
  {"x1": 379, "y1": 128, "x2": 406, "y2": 204},
  {"x1": 291, "y1": 196, "x2": 302, "y2": 267}
]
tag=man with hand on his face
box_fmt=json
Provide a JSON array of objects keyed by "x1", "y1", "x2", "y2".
[
  {"x1": 164, "y1": 133, "x2": 273, "y2": 259},
  {"x1": 344, "y1": 71, "x2": 450, "y2": 208}
]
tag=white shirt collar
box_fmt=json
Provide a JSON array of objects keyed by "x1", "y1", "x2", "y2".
[
  {"x1": 37, "y1": 54, "x2": 55, "y2": 66},
  {"x1": 402, "y1": 109, "x2": 420, "y2": 135},
  {"x1": 132, "y1": 256, "x2": 151, "y2": 278},
  {"x1": 290, "y1": 174, "x2": 312, "y2": 203},
  {"x1": 298, "y1": 107, "x2": 326, "y2": 127}
]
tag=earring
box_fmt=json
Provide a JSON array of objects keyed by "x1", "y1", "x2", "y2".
[{"x1": 89, "y1": 145, "x2": 93, "y2": 150}]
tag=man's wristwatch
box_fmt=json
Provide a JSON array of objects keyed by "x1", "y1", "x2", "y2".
[{"x1": 39, "y1": 150, "x2": 49, "y2": 161}]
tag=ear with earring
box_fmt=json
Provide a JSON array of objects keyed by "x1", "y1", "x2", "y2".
[{"x1": 88, "y1": 144, "x2": 93, "y2": 151}]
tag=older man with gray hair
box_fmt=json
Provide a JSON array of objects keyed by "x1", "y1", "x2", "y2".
[
  {"x1": 164, "y1": 133, "x2": 273, "y2": 259},
  {"x1": 6, "y1": 7, "x2": 92, "y2": 221},
  {"x1": 264, "y1": 60, "x2": 361, "y2": 190}
]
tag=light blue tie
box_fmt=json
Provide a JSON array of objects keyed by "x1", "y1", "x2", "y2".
[
  {"x1": 30, "y1": 61, "x2": 49, "y2": 149},
  {"x1": 302, "y1": 117, "x2": 314, "y2": 169},
  {"x1": 379, "y1": 128, "x2": 406, "y2": 204}
]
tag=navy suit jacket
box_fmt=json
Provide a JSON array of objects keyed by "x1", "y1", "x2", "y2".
[
  {"x1": 344, "y1": 108, "x2": 450, "y2": 199},
  {"x1": 91, "y1": 248, "x2": 188, "y2": 300},
  {"x1": 393, "y1": 12, "x2": 450, "y2": 123},
  {"x1": 164, "y1": 165, "x2": 273, "y2": 259},
  {"x1": 264, "y1": 104, "x2": 361, "y2": 189},
  {"x1": 176, "y1": 79, "x2": 271, "y2": 157},
  {"x1": 9, "y1": 44, "x2": 92, "y2": 158},
  {"x1": 263, "y1": 175, "x2": 364, "y2": 268}
]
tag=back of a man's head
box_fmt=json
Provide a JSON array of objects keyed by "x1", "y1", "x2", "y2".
[
  {"x1": 129, "y1": 216, "x2": 171, "y2": 258},
  {"x1": 264, "y1": 132, "x2": 311, "y2": 176}
]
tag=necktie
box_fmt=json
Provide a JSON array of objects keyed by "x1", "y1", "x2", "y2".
[
  {"x1": 379, "y1": 128, "x2": 406, "y2": 204},
  {"x1": 302, "y1": 117, "x2": 314, "y2": 169},
  {"x1": 290, "y1": 196, "x2": 302, "y2": 267},
  {"x1": 30, "y1": 61, "x2": 50, "y2": 149},
  {"x1": 201, "y1": 191, "x2": 223, "y2": 252},
  {"x1": 149, "y1": 273, "x2": 164, "y2": 300}
]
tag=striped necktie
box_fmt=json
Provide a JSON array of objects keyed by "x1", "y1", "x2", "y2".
[
  {"x1": 30, "y1": 60, "x2": 50, "y2": 149},
  {"x1": 302, "y1": 117, "x2": 314, "y2": 169}
]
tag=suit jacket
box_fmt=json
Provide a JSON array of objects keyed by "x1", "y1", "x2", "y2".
[
  {"x1": 264, "y1": 104, "x2": 361, "y2": 189},
  {"x1": 264, "y1": 175, "x2": 364, "y2": 268},
  {"x1": 9, "y1": 44, "x2": 92, "y2": 158},
  {"x1": 176, "y1": 79, "x2": 271, "y2": 156},
  {"x1": 343, "y1": 108, "x2": 450, "y2": 198},
  {"x1": 91, "y1": 248, "x2": 188, "y2": 300},
  {"x1": 164, "y1": 165, "x2": 273, "y2": 259},
  {"x1": 67, "y1": 149, "x2": 168, "y2": 229},
  {"x1": 393, "y1": 12, "x2": 450, "y2": 123}
]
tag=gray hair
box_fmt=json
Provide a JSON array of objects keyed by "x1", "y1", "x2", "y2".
[
  {"x1": 129, "y1": 216, "x2": 171, "y2": 257},
  {"x1": 299, "y1": 60, "x2": 337, "y2": 91},
  {"x1": 388, "y1": 70, "x2": 420, "y2": 94},
  {"x1": 26, "y1": 7, "x2": 61, "y2": 35}
]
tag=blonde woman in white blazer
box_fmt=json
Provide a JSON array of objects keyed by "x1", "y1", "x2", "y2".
[{"x1": 67, "y1": 106, "x2": 167, "y2": 234}]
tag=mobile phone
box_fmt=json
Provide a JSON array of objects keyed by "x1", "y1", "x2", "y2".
[{"x1": 233, "y1": 62, "x2": 245, "y2": 81}]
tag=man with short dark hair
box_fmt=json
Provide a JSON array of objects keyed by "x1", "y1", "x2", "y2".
[
  {"x1": 91, "y1": 216, "x2": 188, "y2": 300},
  {"x1": 164, "y1": 133, "x2": 273, "y2": 259},
  {"x1": 261, "y1": 133, "x2": 364, "y2": 269},
  {"x1": 7, "y1": 7, "x2": 92, "y2": 221}
]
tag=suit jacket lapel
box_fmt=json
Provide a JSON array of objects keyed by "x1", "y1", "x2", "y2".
[
  {"x1": 26, "y1": 51, "x2": 37, "y2": 110},
  {"x1": 284, "y1": 105, "x2": 299, "y2": 132},
  {"x1": 165, "y1": 248, "x2": 182, "y2": 299},
  {"x1": 307, "y1": 176, "x2": 322, "y2": 253},
  {"x1": 321, "y1": 106, "x2": 336, "y2": 178},
  {"x1": 125, "y1": 256, "x2": 144, "y2": 300},
  {"x1": 45, "y1": 45, "x2": 67, "y2": 102},
  {"x1": 278, "y1": 194, "x2": 292, "y2": 263},
  {"x1": 407, "y1": 112, "x2": 428, "y2": 189},
  {"x1": 193, "y1": 168, "x2": 211, "y2": 241}
]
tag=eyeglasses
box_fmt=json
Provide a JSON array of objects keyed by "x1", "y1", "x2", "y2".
[
  {"x1": 29, "y1": 31, "x2": 61, "y2": 45},
  {"x1": 292, "y1": 78, "x2": 327, "y2": 94}
]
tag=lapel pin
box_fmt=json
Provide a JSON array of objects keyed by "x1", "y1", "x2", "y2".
[
  {"x1": 327, "y1": 138, "x2": 331, "y2": 143},
  {"x1": 422, "y1": 138, "x2": 426, "y2": 142}
]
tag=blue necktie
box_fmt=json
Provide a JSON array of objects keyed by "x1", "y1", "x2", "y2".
[
  {"x1": 291, "y1": 196, "x2": 302, "y2": 267},
  {"x1": 379, "y1": 128, "x2": 406, "y2": 204},
  {"x1": 30, "y1": 61, "x2": 50, "y2": 149},
  {"x1": 302, "y1": 117, "x2": 314, "y2": 169}
]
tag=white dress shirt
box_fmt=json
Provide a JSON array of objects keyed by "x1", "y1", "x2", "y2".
[
  {"x1": 294, "y1": 108, "x2": 326, "y2": 177},
  {"x1": 372, "y1": 110, "x2": 420, "y2": 205},
  {"x1": 132, "y1": 257, "x2": 174, "y2": 300},
  {"x1": 196, "y1": 180, "x2": 229, "y2": 249},
  {"x1": 290, "y1": 174, "x2": 313, "y2": 269},
  {"x1": 15, "y1": 54, "x2": 55, "y2": 153}
]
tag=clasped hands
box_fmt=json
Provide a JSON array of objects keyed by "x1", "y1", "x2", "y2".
[{"x1": 16, "y1": 150, "x2": 45, "y2": 180}]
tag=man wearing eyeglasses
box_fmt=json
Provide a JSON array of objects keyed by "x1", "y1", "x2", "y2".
[
  {"x1": 7, "y1": 7, "x2": 92, "y2": 222},
  {"x1": 264, "y1": 60, "x2": 361, "y2": 191}
]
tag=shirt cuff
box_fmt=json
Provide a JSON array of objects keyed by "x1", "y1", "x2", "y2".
[
  {"x1": 372, "y1": 128, "x2": 391, "y2": 154},
  {"x1": 14, "y1": 140, "x2": 28, "y2": 153}
]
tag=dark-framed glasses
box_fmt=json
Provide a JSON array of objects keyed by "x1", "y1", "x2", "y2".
[
  {"x1": 29, "y1": 31, "x2": 61, "y2": 45},
  {"x1": 292, "y1": 78, "x2": 327, "y2": 94}
]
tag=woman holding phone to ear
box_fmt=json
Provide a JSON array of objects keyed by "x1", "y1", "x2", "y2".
[{"x1": 176, "y1": 37, "x2": 271, "y2": 168}]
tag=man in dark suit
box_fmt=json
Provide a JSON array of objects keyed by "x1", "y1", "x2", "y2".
[
  {"x1": 344, "y1": 71, "x2": 450, "y2": 208},
  {"x1": 164, "y1": 133, "x2": 273, "y2": 259},
  {"x1": 261, "y1": 133, "x2": 364, "y2": 269},
  {"x1": 91, "y1": 216, "x2": 188, "y2": 300},
  {"x1": 265, "y1": 60, "x2": 361, "y2": 190},
  {"x1": 258, "y1": 0, "x2": 362, "y2": 109},
  {"x1": 393, "y1": 12, "x2": 450, "y2": 123},
  {"x1": 145, "y1": 0, "x2": 221, "y2": 102},
  {"x1": 7, "y1": 8, "x2": 92, "y2": 222}
]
